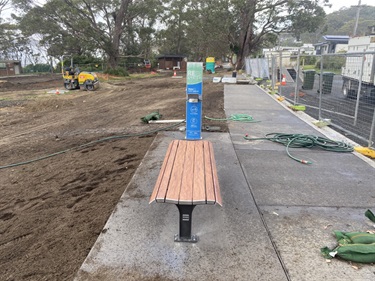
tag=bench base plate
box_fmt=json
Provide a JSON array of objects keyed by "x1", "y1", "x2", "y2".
[{"x1": 174, "y1": 234, "x2": 198, "y2": 243}]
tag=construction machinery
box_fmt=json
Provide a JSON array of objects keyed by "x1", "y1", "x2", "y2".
[{"x1": 63, "y1": 67, "x2": 100, "y2": 91}]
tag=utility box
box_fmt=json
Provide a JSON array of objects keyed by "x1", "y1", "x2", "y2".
[{"x1": 186, "y1": 62, "x2": 203, "y2": 140}]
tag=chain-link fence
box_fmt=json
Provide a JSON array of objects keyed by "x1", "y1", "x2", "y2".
[{"x1": 268, "y1": 51, "x2": 375, "y2": 148}]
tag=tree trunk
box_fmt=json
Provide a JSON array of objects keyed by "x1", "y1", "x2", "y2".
[
  {"x1": 236, "y1": 0, "x2": 256, "y2": 70},
  {"x1": 108, "y1": 0, "x2": 131, "y2": 69}
]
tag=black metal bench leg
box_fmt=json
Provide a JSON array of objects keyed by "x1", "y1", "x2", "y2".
[{"x1": 174, "y1": 204, "x2": 198, "y2": 243}]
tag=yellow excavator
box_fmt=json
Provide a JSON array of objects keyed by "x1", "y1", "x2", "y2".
[{"x1": 63, "y1": 66, "x2": 99, "y2": 91}]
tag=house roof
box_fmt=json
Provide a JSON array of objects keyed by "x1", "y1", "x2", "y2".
[
  {"x1": 313, "y1": 35, "x2": 350, "y2": 47},
  {"x1": 322, "y1": 35, "x2": 349, "y2": 43}
]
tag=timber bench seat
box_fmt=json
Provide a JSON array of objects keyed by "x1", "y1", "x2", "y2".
[{"x1": 149, "y1": 139, "x2": 222, "y2": 242}]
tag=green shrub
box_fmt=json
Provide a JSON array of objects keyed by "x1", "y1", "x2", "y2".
[
  {"x1": 315, "y1": 56, "x2": 346, "y2": 70},
  {"x1": 104, "y1": 67, "x2": 129, "y2": 76},
  {"x1": 23, "y1": 63, "x2": 52, "y2": 73},
  {"x1": 302, "y1": 56, "x2": 317, "y2": 65}
]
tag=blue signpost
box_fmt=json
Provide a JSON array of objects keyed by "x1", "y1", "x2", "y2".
[{"x1": 186, "y1": 62, "x2": 203, "y2": 140}]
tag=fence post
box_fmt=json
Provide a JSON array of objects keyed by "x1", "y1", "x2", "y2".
[
  {"x1": 318, "y1": 55, "x2": 324, "y2": 120},
  {"x1": 353, "y1": 53, "x2": 366, "y2": 126},
  {"x1": 368, "y1": 106, "x2": 375, "y2": 148},
  {"x1": 294, "y1": 49, "x2": 301, "y2": 105},
  {"x1": 271, "y1": 55, "x2": 276, "y2": 91},
  {"x1": 279, "y1": 51, "x2": 282, "y2": 82}
]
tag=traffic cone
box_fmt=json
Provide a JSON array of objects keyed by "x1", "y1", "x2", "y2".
[
  {"x1": 173, "y1": 70, "x2": 177, "y2": 77},
  {"x1": 56, "y1": 88, "x2": 60, "y2": 95},
  {"x1": 281, "y1": 75, "x2": 286, "y2": 86}
]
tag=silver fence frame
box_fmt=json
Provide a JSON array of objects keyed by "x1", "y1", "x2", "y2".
[{"x1": 268, "y1": 51, "x2": 375, "y2": 149}]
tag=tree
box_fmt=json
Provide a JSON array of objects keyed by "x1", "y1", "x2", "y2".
[
  {"x1": 157, "y1": 0, "x2": 234, "y2": 61},
  {"x1": 156, "y1": 0, "x2": 328, "y2": 68},
  {"x1": 13, "y1": 0, "x2": 161, "y2": 69},
  {"x1": 287, "y1": 0, "x2": 326, "y2": 42},
  {"x1": 229, "y1": 0, "x2": 329, "y2": 69},
  {"x1": 186, "y1": 0, "x2": 233, "y2": 60},
  {"x1": 325, "y1": 6, "x2": 375, "y2": 36},
  {"x1": 6, "y1": 0, "x2": 330, "y2": 69},
  {"x1": 156, "y1": 0, "x2": 190, "y2": 55}
]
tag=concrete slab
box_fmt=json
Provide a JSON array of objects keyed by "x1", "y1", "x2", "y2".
[
  {"x1": 222, "y1": 84, "x2": 375, "y2": 280},
  {"x1": 261, "y1": 206, "x2": 375, "y2": 280},
  {"x1": 223, "y1": 85, "x2": 327, "y2": 150},
  {"x1": 237, "y1": 150, "x2": 375, "y2": 207},
  {"x1": 224, "y1": 84, "x2": 280, "y2": 110},
  {"x1": 74, "y1": 132, "x2": 288, "y2": 281}
]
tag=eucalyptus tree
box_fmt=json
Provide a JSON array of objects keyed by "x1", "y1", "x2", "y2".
[
  {"x1": 157, "y1": 0, "x2": 233, "y2": 60},
  {"x1": 229, "y1": 0, "x2": 328, "y2": 69},
  {"x1": 186, "y1": 0, "x2": 233, "y2": 60},
  {"x1": 157, "y1": 0, "x2": 328, "y2": 69},
  {"x1": 13, "y1": 0, "x2": 161, "y2": 68},
  {"x1": 156, "y1": 0, "x2": 190, "y2": 55}
]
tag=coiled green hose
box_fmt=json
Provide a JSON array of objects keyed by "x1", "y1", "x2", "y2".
[{"x1": 244, "y1": 133, "x2": 354, "y2": 164}]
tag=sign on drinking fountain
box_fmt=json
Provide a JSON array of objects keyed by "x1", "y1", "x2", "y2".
[{"x1": 186, "y1": 62, "x2": 203, "y2": 140}]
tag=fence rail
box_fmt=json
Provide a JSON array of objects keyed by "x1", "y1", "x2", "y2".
[{"x1": 267, "y1": 52, "x2": 375, "y2": 148}]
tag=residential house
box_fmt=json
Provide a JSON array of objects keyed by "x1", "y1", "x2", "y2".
[{"x1": 314, "y1": 35, "x2": 349, "y2": 55}]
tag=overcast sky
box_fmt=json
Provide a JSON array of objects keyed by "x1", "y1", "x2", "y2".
[{"x1": 324, "y1": 0, "x2": 375, "y2": 12}]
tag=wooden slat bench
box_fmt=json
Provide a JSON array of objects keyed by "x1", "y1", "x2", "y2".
[{"x1": 149, "y1": 139, "x2": 222, "y2": 242}]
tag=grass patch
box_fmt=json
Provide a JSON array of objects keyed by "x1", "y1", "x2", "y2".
[
  {"x1": 0, "y1": 97, "x2": 12, "y2": 101},
  {"x1": 302, "y1": 65, "x2": 342, "y2": 75},
  {"x1": 302, "y1": 65, "x2": 315, "y2": 70}
]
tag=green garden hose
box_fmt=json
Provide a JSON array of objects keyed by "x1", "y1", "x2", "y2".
[
  {"x1": 205, "y1": 114, "x2": 260, "y2": 123},
  {"x1": 244, "y1": 133, "x2": 354, "y2": 164},
  {"x1": 0, "y1": 121, "x2": 185, "y2": 170}
]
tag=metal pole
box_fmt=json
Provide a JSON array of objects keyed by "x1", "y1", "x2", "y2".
[
  {"x1": 271, "y1": 55, "x2": 276, "y2": 91},
  {"x1": 279, "y1": 52, "x2": 282, "y2": 82},
  {"x1": 273, "y1": 56, "x2": 277, "y2": 89},
  {"x1": 318, "y1": 55, "x2": 324, "y2": 120},
  {"x1": 353, "y1": 53, "x2": 365, "y2": 126},
  {"x1": 353, "y1": 0, "x2": 361, "y2": 37},
  {"x1": 294, "y1": 49, "x2": 301, "y2": 105},
  {"x1": 368, "y1": 106, "x2": 375, "y2": 148}
]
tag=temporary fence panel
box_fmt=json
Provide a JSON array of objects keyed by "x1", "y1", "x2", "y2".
[
  {"x1": 245, "y1": 57, "x2": 269, "y2": 78},
  {"x1": 271, "y1": 51, "x2": 375, "y2": 148}
]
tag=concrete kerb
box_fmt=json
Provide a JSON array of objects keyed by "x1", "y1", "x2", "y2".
[{"x1": 256, "y1": 85, "x2": 375, "y2": 169}]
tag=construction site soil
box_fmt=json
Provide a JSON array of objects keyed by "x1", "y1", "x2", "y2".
[{"x1": 0, "y1": 73, "x2": 227, "y2": 281}]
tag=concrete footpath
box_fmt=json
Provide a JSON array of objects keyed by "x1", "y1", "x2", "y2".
[{"x1": 74, "y1": 85, "x2": 375, "y2": 281}]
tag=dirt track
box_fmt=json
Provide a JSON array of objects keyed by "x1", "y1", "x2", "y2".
[{"x1": 0, "y1": 73, "x2": 227, "y2": 280}]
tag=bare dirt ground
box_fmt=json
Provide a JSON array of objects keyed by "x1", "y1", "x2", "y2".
[{"x1": 0, "y1": 73, "x2": 227, "y2": 281}]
